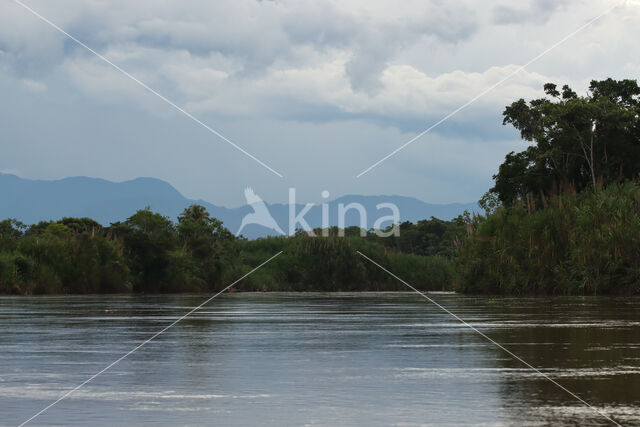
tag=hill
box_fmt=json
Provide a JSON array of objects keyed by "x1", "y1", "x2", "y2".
[{"x1": 0, "y1": 174, "x2": 477, "y2": 238}]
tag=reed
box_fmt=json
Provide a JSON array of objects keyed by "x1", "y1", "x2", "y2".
[{"x1": 455, "y1": 182, "x2": 640, "y2": 295}]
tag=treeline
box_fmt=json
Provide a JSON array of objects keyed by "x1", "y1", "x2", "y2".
[
  {"x1": 0, "y1": 207, "x2": 457, "y2": 295},
  {"x1": 456, "y1": 78, "x2": 640, "y2": 295},
  {"x1": 7, "y1": 78, "x2": 637, "y2": 296},
  {"x1": 308, "y1": 218, "x2": 465, "y2": 259}
]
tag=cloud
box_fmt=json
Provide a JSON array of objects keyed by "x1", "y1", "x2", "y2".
[
  {"x1": 50, "y1": 38, "x2": 548, "y2": 135},
  {"x1": 0, "y1": 0, "x2": 638, "y2": 207},
  {"x1": 1, "y1": 0, "x2": 480, "y2": 110},
  {"x1": 492, "y1": 0, "x2": 570, "y2": 25},
  {"x1": 0, "y1": 0, "x2": 606, "y2": 127},
  {"x1": 342, "y1": 1, "x2": 479, "y2": 92}
]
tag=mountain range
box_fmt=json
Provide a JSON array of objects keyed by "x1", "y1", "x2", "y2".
[{"x1": 0, "y1": 173, "x2": 478, "y2": 239}]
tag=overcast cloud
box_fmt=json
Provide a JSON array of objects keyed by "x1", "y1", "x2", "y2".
[{"x1": 1, "y1": 0, "x2": 638, "y2": 207}]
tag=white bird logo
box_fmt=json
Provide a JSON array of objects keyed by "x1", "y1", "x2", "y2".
[{"x1": 236, "y1": 187, "x2": 285, "y2": 236}]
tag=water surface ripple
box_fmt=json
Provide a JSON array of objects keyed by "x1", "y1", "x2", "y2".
[{"x1": 0, "y1": 293, "x2": 638, "y2": 426}]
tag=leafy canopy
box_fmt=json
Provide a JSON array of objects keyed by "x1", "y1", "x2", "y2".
[{"x1": 490, "y1": 78, "x2": 640, "y2": 204}]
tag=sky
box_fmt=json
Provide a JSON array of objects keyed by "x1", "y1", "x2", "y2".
[{"x1": 1, "y1": 0, "x2": 639, "y2": 207}]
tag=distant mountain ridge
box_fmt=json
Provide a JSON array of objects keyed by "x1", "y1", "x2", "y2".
[{"x1": 0, "y1": 174, "x2": 478, "y2": 239}]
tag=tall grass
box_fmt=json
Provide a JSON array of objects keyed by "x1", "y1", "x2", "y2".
[
  {"x1": 0, "y1": 219, "x2": 455, "y2": 294},
  {"x1": 229, "y1": 235, "x2": 454, "y2": 292},
  {"x1": 456, "y1": 182, "x2": 640, "y2": 295}
]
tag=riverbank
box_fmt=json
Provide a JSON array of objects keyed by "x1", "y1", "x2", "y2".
[
  {"x1": 456, "y1": 182, "x2": 640, "y2": 296},
  {"x1": 0, "y1": 210, "x2": 456, "y2": 295},
  {"x1": 5, "y1": 184, "x2": 640, "y2": 297}
]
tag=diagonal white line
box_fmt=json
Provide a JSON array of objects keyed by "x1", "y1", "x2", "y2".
[
  {"x1": 11, "y1": 0, "x2": 284, "y2": 179},
  {"x1": 356, "y1": 2, "x2": 623, "y2": 178},
  {"x1": 356, "y1": 251, "x2": 623, "y2": 426},
  {"x1": 18, "y1": 251, "x2": 283, "y2": 427}
]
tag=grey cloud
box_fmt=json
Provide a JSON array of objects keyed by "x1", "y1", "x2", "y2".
[
  {"x1": 0, "y1": 3, "x2": 66, "y2": 78},
  {"x1": 0, "y1": 0, "x2": 637, "y2": 209},
  {"x1": 1, "y1": 0, "x2": 479, "y2": 87},
  {"x1": 492, "y1": 0, "x2": 569, "y2": 25},
  {"x1": 346, "y1": 47, "x2": 387, "y2": 93},
  {"x1": 345, "y1": 1, "x2": 478, "y2": 93}
]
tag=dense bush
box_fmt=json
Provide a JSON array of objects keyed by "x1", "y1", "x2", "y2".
[
  {"x1": 0, "y1": 219, "x2": 131, "y2": 294},
  {"x1": 230, "y1": 235, "x2": 454, "y2": 292},
  {"x1": 376, "y1": 218, "x2": 465, "y2": 258},
  {"x1": 456, "y1": 79, "x2": 640, "y2": 295},
  {"x1": 455, "y1": 182, "x2": 640, "y2": 295},
  {"x1": 0, "y1": 207, "x2": 455, "y2": 295}
]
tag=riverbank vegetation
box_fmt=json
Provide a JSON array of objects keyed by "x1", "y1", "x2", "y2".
[
  {"x1": 455, "y1": 78, "x2": 640, "y2": 295},
  {"x1": 2, "y1": 78, "x2": 639, "y2": 296},
  {"x1": 456, "y1": 182, "x2": 640, "y2": 295},
  {"x1": 0, "y1": 208, "x2": 456, "y2": 295}
]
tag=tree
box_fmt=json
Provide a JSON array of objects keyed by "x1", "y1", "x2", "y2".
[
  {"x1": 177, "y1": 205, "x2": 235, "y2": 288},
  {"x1": 0, "y1": 219, "x2": 25, "y2": 251},
  {"x1": 110, "y1": 208, "x2": 177, "y2": 292},
  {"x1": 178, "y1": 205, "x2": 234, "y2": 257},
  {"x1": 58, "y1": 217, "x2": 102, "y2": 234},
  {"x1": 491, "y1": 78, "x2": 640, "y2": 204}
]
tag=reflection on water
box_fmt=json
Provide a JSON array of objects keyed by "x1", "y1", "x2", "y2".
[{"x1": 0, "y1": 293, "x2": 638, "y2": 426}]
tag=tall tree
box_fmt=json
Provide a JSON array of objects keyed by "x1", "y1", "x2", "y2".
[
  {"x1": 0, "y1": 219, "x2": 25, "y2": 251},
  {"x1": 177, "y1": 204, "x2": 233, "y2": 260},
  {"x1": 110, "y1": 208, "x2": 177, "y2": 292},
  {"x1": 491, "y1": 78, "x2": 640, "y2": 204}
]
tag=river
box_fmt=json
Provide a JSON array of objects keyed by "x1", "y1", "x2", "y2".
[{"x1": 1, "y1": 293, "x2": 638, "y2": 426}]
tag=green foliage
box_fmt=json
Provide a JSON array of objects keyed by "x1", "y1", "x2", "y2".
[
  {"x1": 493, "y1": 78, "x2": 640, "y2": 204},
  {"x1": 0, "y1": 204, "x2": 454, "y2": 294},
  {"x1": 311, "y1": 218, "x2": 465, "y2": 259},
  {"x1": 0, "y1": 219, "x2": 25, "y2": 252},
  {"x1": 456, "y1": 182, "x2": 640, "y2": 295},
  {"x1": 0, "y1": 225, "x2": 130, "y2": 295},
  {"x1": 458, "y1": 78, "x2": 640, "y2": 295},
  {"x1": 376, "y1": 218, "x2": 465, "y2": 258},
  {"x1": 230, "y1": 234, "x2": 453, "y2": 292},
  {"x1": 107, "y1": 205, "x2": 236, "y2": 293}
]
